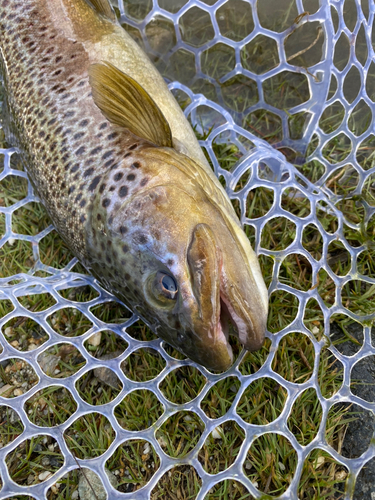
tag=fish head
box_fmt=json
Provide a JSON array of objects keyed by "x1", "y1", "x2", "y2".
[{"x1": 104, "y1": 155, "x2": 268, "y2": 372}]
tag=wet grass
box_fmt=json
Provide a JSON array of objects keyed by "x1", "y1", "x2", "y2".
[{"x1": 0, "y1": 1, "x2": 374, "y2": 499}]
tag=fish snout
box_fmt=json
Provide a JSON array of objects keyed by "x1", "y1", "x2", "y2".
[{"x1": 184, "y1": 223, "x2": 266, "y2": 371}]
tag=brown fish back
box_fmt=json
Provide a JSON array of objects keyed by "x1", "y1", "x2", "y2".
[{"x1": 0, "y1": 0, "x2": 152, "y2": 262}]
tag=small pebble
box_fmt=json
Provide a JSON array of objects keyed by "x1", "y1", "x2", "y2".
[
  {"x1": 78, "y1": 468, "x2": 117, "y2": 500},
  {"x1": 13, "y1": 388, "x2": 24, "y2": 397},
  {"x1": 4, "y1": 327, "x2": 13, "y2": 336},
  {"x1": 50, "y1": 483, "x2": 60, "y2": 494},
  {"x1": 88, "y1": 331, "x2": 102, "y2": 347},
  {"x1": 143, "y1": 442, "x2": 151, "y2": 455},
  {"x1": 336, "y1": 470, "x2": 347, "y2": 481},
  {"x1": 211, "y1": 426, "x2": 223, "y2": 440},
  {"x1": 71, "y1": 490, "x2": 79, "y2": 500},
  {"x1": 39, "y1": 471, "x2": 52, "y2": 481},
  {"x1": 0, "y1": 384, "x2": 13, "y2": 396},
  {"x1": 10, "y1": 340, "x2": 19, "y2": 348}
]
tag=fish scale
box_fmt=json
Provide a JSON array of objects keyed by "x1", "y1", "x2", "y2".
[
  {"x1": 0, "y1": 0, "x2": 152, "y2": 262},
  {"x1": 0, "y1": 0, "x2": 268, "y2": 371}
]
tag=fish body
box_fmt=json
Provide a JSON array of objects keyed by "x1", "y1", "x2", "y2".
[{"x1": 0, "y1": 0, "x2": 268, "y2": 371}]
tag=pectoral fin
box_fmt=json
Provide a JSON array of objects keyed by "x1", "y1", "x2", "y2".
[
  {"x1": 86, "y1": 0, "x2": 116, "y2": 21},
  {"x1": 89, "y1": 62, "x2": 173, "y2": 148}
]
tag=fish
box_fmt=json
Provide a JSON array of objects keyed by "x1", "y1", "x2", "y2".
[{"x1": 0, "y1": 0, "x2": 268, "y2": 371}]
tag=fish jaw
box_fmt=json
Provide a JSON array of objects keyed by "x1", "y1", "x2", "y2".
[
  {"x1": 182, "y1": 222, "x2": 267, "y2": 371},
  {"x1": 184, "y1": 223, "x2": 234, "y2": 371}
]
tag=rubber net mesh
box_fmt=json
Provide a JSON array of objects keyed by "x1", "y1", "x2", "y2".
[{"x1": 0, "y1": 0, "x2": 374, "y2": 498}]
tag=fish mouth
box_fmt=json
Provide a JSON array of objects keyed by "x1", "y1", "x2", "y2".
[{"x1": 186, "y1": 223, "x2": 266, "y2": 372}]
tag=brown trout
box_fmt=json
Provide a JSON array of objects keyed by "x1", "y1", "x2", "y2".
[{"x1": 0, "y1": 0, "x2": 268, "y2": 371}]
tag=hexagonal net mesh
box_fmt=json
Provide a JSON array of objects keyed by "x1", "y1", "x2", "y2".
[{"x1": 0, "y1": 0, "x2": 374, "y2": 498}]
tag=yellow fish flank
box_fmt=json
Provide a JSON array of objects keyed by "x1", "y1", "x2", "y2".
[{"x1": 0, "y1": 0, "x2": 268, "y2": 371}]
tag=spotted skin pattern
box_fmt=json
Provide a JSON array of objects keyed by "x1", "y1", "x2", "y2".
[
  {"x1": 0, "y1": 0, "x2": 151, "y2": 261},
  {"x1": 0, "y1": 0, "x2": 168, "y2": 328},
  {"x1": 0, "y1": 0, "x2": 268, "y2": 371}
]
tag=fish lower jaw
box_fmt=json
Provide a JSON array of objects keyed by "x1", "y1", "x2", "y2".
[{"x1": 219, "y1": 292, "x2": 263, "y2": 352}]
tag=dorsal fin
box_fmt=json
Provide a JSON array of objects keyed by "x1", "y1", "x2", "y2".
[
  {"x1": 86, "y1": 0, "x2": 116, "y2": 21},
  {"x1": 89, "y1": 62, "x2": 173, "y2": 148}
]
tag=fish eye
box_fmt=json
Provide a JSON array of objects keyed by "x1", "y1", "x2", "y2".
[
  {"x1": 155, "y1": 271, "x2": 178, "y2": 300},
  {"x1": 161, "y1": 274, "x2": 177, "y2": 293}
]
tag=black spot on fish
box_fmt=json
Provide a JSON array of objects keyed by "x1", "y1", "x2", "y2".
[
  {"x1": 107, "y1": 132, "x2": 118, "y2": 140},
  {"x1": 76, "y1": 146, "x2": 85, "y2": 155},
  {"x1": 137, "y1": 234, "x2": 148, "y2": 245},
  {"x1": 104, "y1": 159, "x2": 115, "y2": 168},
  {"x1": 80, "y1": 199, "x2": 86, "y2": 208},
  {"x1": 127, "y1": 174, "x2": 135, "y2": 181},
  {"x1": 119, "y1": 186, "x2": 128, "y2": 198},
  {"x1": 101, "y1": 242, "x2": 105, "y2": 251},
  {"x1": 38, "y1": 131, "x2": 45, "y2": 138},
  {"x1": 79, "y1": 119, "x2": 89, "y2": 127},
  {"x1": 140, "y1": 177, "x2": 149, "y2": 187},
  {"x1": 75, "y1": 193, "x2": 82, "y2": 202},
  {"x1": 102, "y1": 198, "x2": 110, "y2": 208},
  {"x1": 84, "y1": 167, "x2": 94, "y2": 178},
  {"x1": 124, "y1": 152, "x2": 132, "y2": 158},
  {"x1": 71, "y1": 164, "x2": 79, "y2": 173},
  {"x1": 90, "y1": 146, "x2": 102, "y2": 155},
  {"x1": 80, "y1": 215, "x2": 86, "y2": 223},
  {"x1": 99, "y1": 184, "x2": 106, "y2": 194},
  {"x1": 167, "y1": 259, "x2": 174, "y2": 267},
  {"x1": 125, "y1": 273, "x2": 130, "y2": 280},
  {"x1": 119, "y1": 226, "x2": 127, "y2": 235},
  {"x1": 108, "y1": 217, "x2": 113, "y2": 225},
  {"x1": 106, "y1": 255, "x2": 112, "y2": 264},
  {"x1": 89, "y1": 176, "x2": 101, "y2": 192},
  {"x1": 68, "y1": 186, "x2": 75, "y2": 194},
  {"x1": 109, "y1": 186, "x2": 115, "y2": 192},
  {"x1": 65, "y1": 111, "x2": 75, "y2": 118},
  {"x1": 102, "y1": 151, "x2": 113, "y2": 160},
  {"x1": 97, "y1": 214, "x2": 102, "y2": 221},
  {"x1": 122, "y1": 244, "x2": 129, "y2": 253},
  {"x1": 131, "y1": 162, "x2": 141, "y2": 169},
  {"x1": 114, "y1": 172, "x2": 123, "y2": 181},
  {"x1": 129, "y1": 144, "x2": 138, "y2": 150},
  {"x1": 99, "y1": 122, "x2": 108, "y2": 130},
  {"x1": 74, "y1": 132, "x2": 85, "y2": 140}
]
